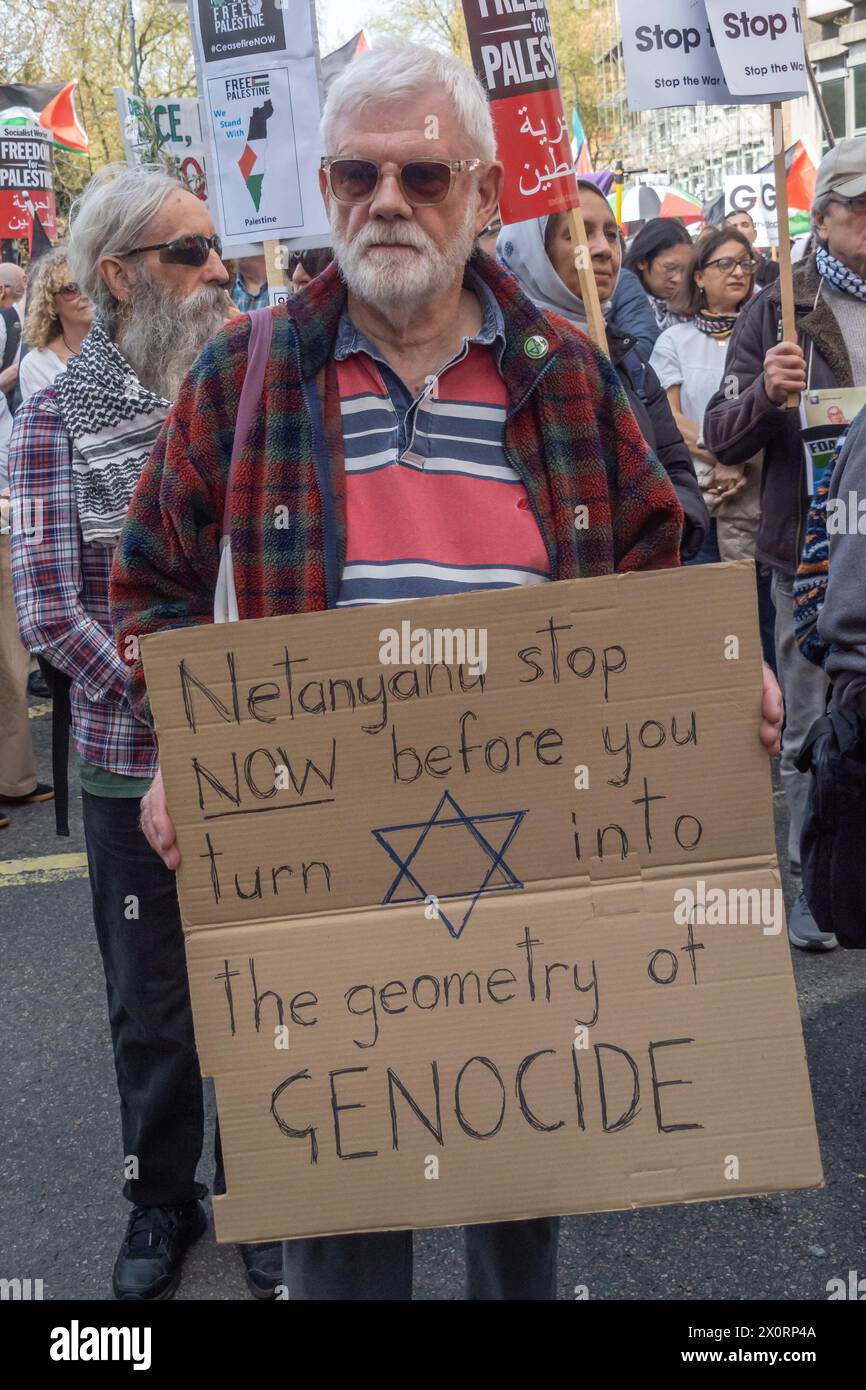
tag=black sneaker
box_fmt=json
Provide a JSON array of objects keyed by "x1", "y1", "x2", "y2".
[
  {"x1": 0, "y1": 782, "x2": 54, "y2": 806},
  {"x1": 113, "y1": 1200, "x2": 207, "y2": 1300},
  {"x1": 27, "y1": 670, "x2": 51, "y2": 698},
  {"x1": 239, "y1": 1241, "x2": 284, "y2": 1299}
]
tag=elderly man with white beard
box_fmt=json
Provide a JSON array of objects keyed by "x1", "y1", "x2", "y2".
[
  {"x1": 8, "y1": 165, "x2": 283, "y2": 1302},
  {"x1": 111, "y1": 40, "x2": 784, "y2": 1300}
]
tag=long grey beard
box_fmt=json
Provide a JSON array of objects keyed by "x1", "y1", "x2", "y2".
[{"x1": 120, "y1": 269, "x2": 227, "y2": 400}]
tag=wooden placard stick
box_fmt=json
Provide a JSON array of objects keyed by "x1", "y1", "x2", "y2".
[
  {"x1": 567, "y1": 202, "x2": 609, "y2": 358},
  {"x1": 771, "y1": 102, "x2": 799, "y2": 409},
  {"x1": 264, "y1": 237, "x2": 287, "y2": 304}
]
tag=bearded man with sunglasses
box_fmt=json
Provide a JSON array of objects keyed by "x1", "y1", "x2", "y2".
[
  {"x1": 111, "y1": 40, "x2": 783, "y2": 1301},
  {"x1": 705, "y1": 136, "x2": 866, "y2": 955},
  {"x1": 7, "y1": 164, "x2": 285, "y2": 1301}
]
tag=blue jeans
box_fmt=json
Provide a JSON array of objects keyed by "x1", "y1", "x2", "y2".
[
  {"x1": 281, "y1": 1217, "x2": 560, "y2": 1300},
  {"x1": 688, "y1": 520, "x2": 777, "y2": 673}
]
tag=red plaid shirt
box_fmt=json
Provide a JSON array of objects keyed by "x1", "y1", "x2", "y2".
[{"x1": 8, "y1": 388, "x2": 158, "y2": 778}]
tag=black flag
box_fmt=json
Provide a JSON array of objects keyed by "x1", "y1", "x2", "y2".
[{"x1": 28, "y1": 208, "x2": 53, "y2": 261}]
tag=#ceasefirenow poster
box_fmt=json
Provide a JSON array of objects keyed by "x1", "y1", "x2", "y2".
[{"x1": 187, "y1": 0, "x2": 328, "y2": 248}]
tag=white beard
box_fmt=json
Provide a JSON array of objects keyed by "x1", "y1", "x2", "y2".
[{"x1": 329, "y1": 196, "x2": 479, "y2": 312}]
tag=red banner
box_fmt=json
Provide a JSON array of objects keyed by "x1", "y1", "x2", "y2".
[
  {"x1": 461, "y1": 0, "x2": 581, "y2": 224},
  {"x1": 0, "y1": 124, "x2": 57, "y2": 240}
]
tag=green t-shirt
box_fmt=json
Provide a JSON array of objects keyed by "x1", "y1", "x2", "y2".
[{"x1": 77, "y1": 753, "x2": 153, "y2": 800}]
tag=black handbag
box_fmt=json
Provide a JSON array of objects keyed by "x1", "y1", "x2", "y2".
[{"x1": 797, "y1": 703, "x2": 866, "y2": 949}]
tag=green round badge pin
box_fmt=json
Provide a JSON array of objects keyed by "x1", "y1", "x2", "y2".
[{"x1": 524, "y1": 335, "x2": 549, "y2": 360}]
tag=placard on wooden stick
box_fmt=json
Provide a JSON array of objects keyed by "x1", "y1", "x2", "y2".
[
  {"x1": 771, "y1": 102, "x2": 800, "y2": 409},
  {"x1": 460, "y1": 0, "x2": 609, "y2": 356}
]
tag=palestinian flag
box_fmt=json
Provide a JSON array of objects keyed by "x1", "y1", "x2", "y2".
[
  {"x1": 571, "y1": 104, "x2": 593, "y2": 176},
  {"x1": 702, "y1": 141, "x2": 818, "y2": 226},
  {"x1": 0, "y1": 81, "x2": 89, "y2": 154},
  {"x1": 321, "y1": 31, "x2": 367, "y2": 96},
  {"x1": 238, "y1": 98, "x2": 273, "y2": 212}
]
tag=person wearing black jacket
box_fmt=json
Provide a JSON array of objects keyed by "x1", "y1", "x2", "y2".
[
  {"x1": 497, "y1": 181, "x2": 708, "y2": 560},
  {"x1": 704, "y1": 138, "x2": 866, "y2": 952},
  {"x1": 606, "y1": 322, "x2": 707, "y2": 560}
]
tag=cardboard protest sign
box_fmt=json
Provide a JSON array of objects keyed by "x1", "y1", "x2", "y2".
[
  {"x1": 616, "y1": 0, "x2": 805, "y2": 110},
  {"x1": 142, "y1": 564, "x2": 821, "y2": 1244},
  {"x1": 725, "y1": 172, "x2": 779, "y2": 246},
  {"x1": 704, "y1": 1, "x2": 808, "y2": 98},
  {"x1": 186, "y1": 0, "x2": 328, "y2": 249},
  {"x1": 114, "y1": 88, "x2": 209, "y2": 201},
  {"x1": 461, "y1": 0, "x2": 579, "y2": 224},
  {"x1": 0, "y1": 124, "x2": 56, "y2": 241}
]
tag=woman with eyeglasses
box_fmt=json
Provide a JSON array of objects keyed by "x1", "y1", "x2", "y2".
[
  {"x1": 650, "y1": 227, "x2": 775, "y2": 662},
  {"x1": 19, "y1": 248, "x2": 93, "y2": 401},
  {"x1": 621, "y1": 219, "x2": 694, "y2": 335}
]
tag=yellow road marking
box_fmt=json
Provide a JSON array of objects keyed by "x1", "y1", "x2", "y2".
[
  {"x1": 0, "y1": 852, "x2": 88, "y2": 887},
  {"x1": 27, "y1": 702, "x2": 52, "y2": 720}
]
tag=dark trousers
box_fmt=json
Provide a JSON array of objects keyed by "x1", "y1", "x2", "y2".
[
  {"x1": 281, "y1": 1217, "x2": 560, "y2": 1300},
  {"x1": 688, "y1": 519, "x2": 777, "y2": 674},
  {"x1": 81, "y1": 790, "x2": 206, "y2": 1207}
]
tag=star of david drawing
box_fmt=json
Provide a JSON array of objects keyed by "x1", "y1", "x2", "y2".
[{"x1": 372, "y1": 791, "x2": 526, "y2": 939}]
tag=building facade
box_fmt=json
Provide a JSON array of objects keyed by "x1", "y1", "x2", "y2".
[{"x1": 808, "y1": 1, "x2": 866, "y2": 148}]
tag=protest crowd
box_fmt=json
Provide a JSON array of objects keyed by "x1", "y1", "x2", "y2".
[{"x1": 1, "y1": 2, "x2": 865, "y2": 1312}]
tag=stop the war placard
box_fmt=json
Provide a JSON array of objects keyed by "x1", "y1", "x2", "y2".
[
  {"x1": 704, "y1": 1, "x2": 807, "y2": 98},
  {"x1": 617, "y1": 0, "x2": 806, "y2": 110},
  {"x1": 142, "y1": 564, "x2": 821, "y2": 1243}
]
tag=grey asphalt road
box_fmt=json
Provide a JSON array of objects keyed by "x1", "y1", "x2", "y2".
[{"x1": 1, "y1": 695, "x2": 864, "y2": 1302}]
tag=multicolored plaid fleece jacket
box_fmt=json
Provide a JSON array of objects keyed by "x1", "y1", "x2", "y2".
[{"x1": 110, "y1": 251, "x2": 683, "y2": 725}]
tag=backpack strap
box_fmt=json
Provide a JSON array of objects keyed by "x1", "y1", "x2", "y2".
[
  {"x1": 221, "y1": 307, "x2": 274, "y2": 539},
  {"x1": 214, "y1": 308, "x2": 274, "y2": 624}
]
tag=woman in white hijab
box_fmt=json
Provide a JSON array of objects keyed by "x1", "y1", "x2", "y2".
[{"x1": 496, "y1": 184, "x2": 707, "y2": 561}]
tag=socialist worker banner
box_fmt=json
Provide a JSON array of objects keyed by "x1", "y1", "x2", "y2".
[
  {"x1": 461, "y1": 0, "x2": 580, "y2": 225},
  {"x1": 0, "y1": 123, "x2": 56, "y2": 241}
]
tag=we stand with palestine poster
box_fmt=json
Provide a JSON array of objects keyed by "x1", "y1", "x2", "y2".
[{"x1": 188, "y1": 0, "x2": 328, "y2": 249}]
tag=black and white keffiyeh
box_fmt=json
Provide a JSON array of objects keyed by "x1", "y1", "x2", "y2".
[
  {"x1": 817, "y1": 243, "x2": 866, "y2": 304},
  {"x1": 53, "y1": 320, "x2": 170, "y2": 545}
]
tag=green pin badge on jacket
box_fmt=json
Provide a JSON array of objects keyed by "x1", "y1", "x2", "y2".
[{"x1": 524, "y1": 334, "x2": 549, "y2": 360}]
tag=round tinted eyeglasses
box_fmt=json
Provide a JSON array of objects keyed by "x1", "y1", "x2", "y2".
[
  {"x1": 55, "y1": 282, "x2": 83, "y2": 299},
  {"x1": 114, "y1": 233, "x2": 223, "y2": 266},
  {"x1": 321, "y1": 157, "x2": 482, "y2": 207}
]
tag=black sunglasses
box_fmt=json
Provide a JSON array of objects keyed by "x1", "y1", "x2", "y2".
[
  {"x1": 321, "y1": 157, "x2": 481, "y2": 207},
  {"x1": 288, "y1": 248, "x2": 333, "y2": 278},
  {"x1": 116, "y1": 233, "x2": 223, "y2": 266}
]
